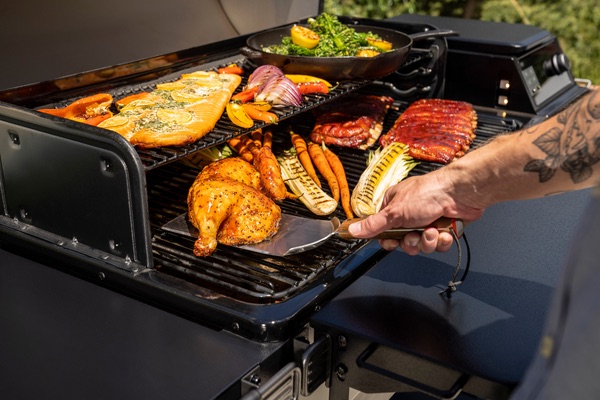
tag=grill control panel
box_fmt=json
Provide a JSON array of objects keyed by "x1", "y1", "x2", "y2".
[{"x1": 390, "y1": 14, "x2": 588, "y2": 116}]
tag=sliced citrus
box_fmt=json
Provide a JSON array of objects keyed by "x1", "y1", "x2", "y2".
[
  {"x1": 357, "y1": 49, "x2": 380, "y2": 57},
  {"x1": 156, "y1": 81, "x2": 187, "y2": 91},
  {"x1": 171, "y1": 89, "x2": 206, "y2": 103},
  {"x1": 181, "y1": 71, "x2": 214, "y2": 80},
  {"x1": 156, "y1": 109, "x2": 193, "y2": 124},
  {"x1": 98, "y1": 115, "x2": 129, "y2": 129},
  {"x1": 367, "y1": 37, "x2": 393, "y2": 51},
  {"x1": 290, "y1": 25, "x2": 320, "y2": 49}
]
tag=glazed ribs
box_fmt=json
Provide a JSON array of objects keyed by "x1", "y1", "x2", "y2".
[
  {"x1": 379, "y1": 99, "x2": 478, "y2": 164},
  {"x1": 310, "y1": 94, "x2": 394, "y2": 150}
]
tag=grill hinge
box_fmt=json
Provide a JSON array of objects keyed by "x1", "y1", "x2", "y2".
[
  {"x1": 297, "y1": 334, "x2": 331, "y2": 397},
  {"x1": 241, "y1": 362, "x2": 300, "y2": 400}
]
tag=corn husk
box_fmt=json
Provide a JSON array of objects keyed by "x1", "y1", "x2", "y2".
[{"x1": 351, "y1": 142, "x2": 418, "y2": 217}]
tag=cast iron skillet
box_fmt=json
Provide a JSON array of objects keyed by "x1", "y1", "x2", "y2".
[{"x1": 240, "y1": 25, "x2": 458, "y2": 81}]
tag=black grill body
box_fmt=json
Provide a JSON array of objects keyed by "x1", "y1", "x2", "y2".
[{"x1": 0, "y1": 14, "x2": 589, "y2": 400}]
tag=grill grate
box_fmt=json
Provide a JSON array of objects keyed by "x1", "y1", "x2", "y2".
[
  {"x1": 148, "y1": 86, "x2": 523, "y2": 304},
  {"x1": 78, "y1": 61, "x2": 376, "y2": 171}
]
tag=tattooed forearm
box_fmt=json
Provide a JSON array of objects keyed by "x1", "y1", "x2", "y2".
[{"x1": 524, "y1": 89, "x2": 600, "y2": 184}]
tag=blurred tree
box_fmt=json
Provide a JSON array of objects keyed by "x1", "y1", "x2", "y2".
[{"x1": 324, "y1": 0, "x2": 599, "y2": 84}]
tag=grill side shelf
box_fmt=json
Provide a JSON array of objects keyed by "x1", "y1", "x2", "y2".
[{"x1": 0, "y1": 103, "x2": 153, "y2": 268}]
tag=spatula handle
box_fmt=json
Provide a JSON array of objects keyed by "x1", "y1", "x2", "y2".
[{"x1": 337, "y1": 217, "x2": 463, "y2": 240}]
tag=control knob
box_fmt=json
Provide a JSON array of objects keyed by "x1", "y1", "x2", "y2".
[{"x1": 544, "y1": 53, "x2": 571, "y2": 76}]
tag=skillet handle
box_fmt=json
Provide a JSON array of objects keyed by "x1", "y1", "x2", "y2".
[
  {"x1": 239, "y1": 46, "x2": 263, "y2": 60},
  {"x1": 409, "y1": 29, "x2": 459, "y2": 42},
  {"x1": 337, "y1": 217, "x2": 463, "y2": 240}
]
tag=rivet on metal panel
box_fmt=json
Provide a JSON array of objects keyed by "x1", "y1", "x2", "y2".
[
  {"x1": 8, "y1": 131, "x2": 20, "y2": 146},
  {"x1": 100, "y1": 157, "x2": 115, "y2": 177},
  {"x1": 18, "y1": 208, "x2": 31, "y2": 223},
  {"x1": 98, "y1": 272, "x2": 106, "y2": 280},
  {"x1": 337, "y1": 335, "x2": 347, "y2": 349}
]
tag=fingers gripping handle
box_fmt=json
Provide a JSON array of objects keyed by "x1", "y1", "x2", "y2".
[{"x1": 337, "y1": 217, "x2": 463, "y2": 240}]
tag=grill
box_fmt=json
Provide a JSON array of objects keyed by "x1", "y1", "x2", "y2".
[
  {"x1": 0, "y1": 11, "x2": 586, "y2": 400},
  {"x1": 148, "y1": 97, "x2": 521, "y2": 306}
]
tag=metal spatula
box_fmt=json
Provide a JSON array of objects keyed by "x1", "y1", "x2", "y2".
[{"x1": 162, "y1": 213, "x2": 463, "y2": 257}]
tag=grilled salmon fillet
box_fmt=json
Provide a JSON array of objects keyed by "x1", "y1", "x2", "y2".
[{"x1": 99, "y1": 71, "x2": 242, "y2": 148}]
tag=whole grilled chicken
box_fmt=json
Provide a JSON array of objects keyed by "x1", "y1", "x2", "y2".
[
  {"x1": 187, "y1": 157, "x2": 281, "y2": 257},
  {"x1": 199, "y1": 156, "x2": 262, "y2": 189}
]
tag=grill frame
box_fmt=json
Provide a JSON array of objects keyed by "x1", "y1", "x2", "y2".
[{"x1": 0, "y1": 17, "x2": 525, "y2": 342}]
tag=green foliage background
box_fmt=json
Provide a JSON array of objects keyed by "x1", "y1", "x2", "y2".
[{"x1": 324, "y1": 0, "x2": 600, "y2": 85}]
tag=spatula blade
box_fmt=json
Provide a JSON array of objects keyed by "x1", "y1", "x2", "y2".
[
  {"x1": 240, "y1": 214, "x2": 336, "y2": 256},
  {"x1": 161, "y1": 213, "x2": 336, "y2": 257}
]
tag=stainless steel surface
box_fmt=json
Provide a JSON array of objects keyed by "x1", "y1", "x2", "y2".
[
  {"x1": 162, "y1": 212, "x2": 338, "y2": 257},
  {"x1": 162, "y1": 214, "x2": 463, "y2": 256},
  {"x1": 0, "y1": 0, "x2": 320, "y2": 90}
]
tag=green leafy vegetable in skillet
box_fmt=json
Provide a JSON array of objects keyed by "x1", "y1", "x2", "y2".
[{"x1": 263, "y1": 13, "x2": 393, "y2": 57}]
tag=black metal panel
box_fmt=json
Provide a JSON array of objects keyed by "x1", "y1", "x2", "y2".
[
  {"x1": 0, "y1": 248, "x2": 283, "y2": 400},
  {"x1": 0, "y1": 104, "x2": 152, "y2": 267},
  {"x1": 311, "y1": 187, "x2": 594, "y2": 399}
]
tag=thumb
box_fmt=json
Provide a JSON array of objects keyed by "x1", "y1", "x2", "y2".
[{"x1": 348, "y1": 213, "x2": 390, "y2": 239}]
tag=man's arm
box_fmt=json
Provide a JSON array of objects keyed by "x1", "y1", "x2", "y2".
[{"x1": 349, "y1": 87, "x2": 600, "y2": 254}]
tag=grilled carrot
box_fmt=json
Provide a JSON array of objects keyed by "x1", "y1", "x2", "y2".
[
  {"x1": 228, "y1": 135, "x2": 254, "y2": 163},
  {"x1": 251, "y1": 129, "x2": 263, "y2": 148},
  {"x1": 291, "y1": 132, "x2": 321, "y2": 188},
  {"x1": 242, "y1": 132, "x2": 262, "y2": 157},
  {"x1": 242, "y1": 103, "x2": 279, "y2": 124},
  {"x1": 262, "y1": 129, "x2": 273, "y2": 149},
  {"x1": 322, "y1": 143, "x2": 353, "y2": 219},
  {"x1": 308, "y1": 141, "x2": 339, "y2": 202}
]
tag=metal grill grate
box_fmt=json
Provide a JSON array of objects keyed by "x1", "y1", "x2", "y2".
[{"x1": 147, "y1": 87, "x2": 523, "y2": 304}]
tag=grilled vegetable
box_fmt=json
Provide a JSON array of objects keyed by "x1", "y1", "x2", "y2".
[
  {"x1": 242, "y1": 103, "x2": 279, "y2": 124},
  {"x1": 351, "y1": 142, "x2": 419, "y2": 217},
  {"x1": 226, "y1": 102, "x2": 254, "y2": 129},
  {"x1": 255, "y1": 75, "x2": 303, "y2": 107},
  {"x1": 247, "y1": 65, "x2": 284, "y2": 89},
  {"x1": 285, "y1": 74, "x2": 332, "y2": 87},
  {"x1": 291, "y1": 131, "x2": 321, "y2": 188},
  {"x1": 232, "y1": 87, "x2": 259, "y2": 103},
  {"x1": 38, "y1": 93, "x2": 114, "y2": 126},
  {"x1": 218, "y1": 63, "x2": 244, "y2": 75},
  {"x1": 264, "y1": 13, "x2": 391, "y2": 57},
  {"x1": 322, "y1": 143, "x2": 353, "y2": 219},
  {"x1": 278, "y1": 151, "x2": 338, "y2": 216},
  {"x1": 297, "y1": 81, "x2": 329, "y2": 95},
  {"x1": 308, "y1": 141, "x2": 339, "y2": 202},
  {"x1": 357, "y1": 49, "x2": 380, "y2": 58},
  {"x1": 228, "y1": 134, "x2": 254, "y2": 162}
]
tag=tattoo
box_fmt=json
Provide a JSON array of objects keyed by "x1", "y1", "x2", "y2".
[{"x1": 524, "y1": 90, "x2": 600, "y2": 183}]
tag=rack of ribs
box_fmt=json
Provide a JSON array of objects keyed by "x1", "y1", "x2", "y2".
[
  {"x1": 310, "y1": 94, "x2": 394, "y2": 150},
  {"x1": 379, "y1": 99, "x2": 477, "y2": 164}
]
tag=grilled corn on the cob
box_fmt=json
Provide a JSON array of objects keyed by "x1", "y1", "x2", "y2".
[
  {"x1": 278, "y1": 151, "x2": 338, "y2": 216},
  {"x1": 351, "y1": 142, "x2": 418, "y2": 217}
]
